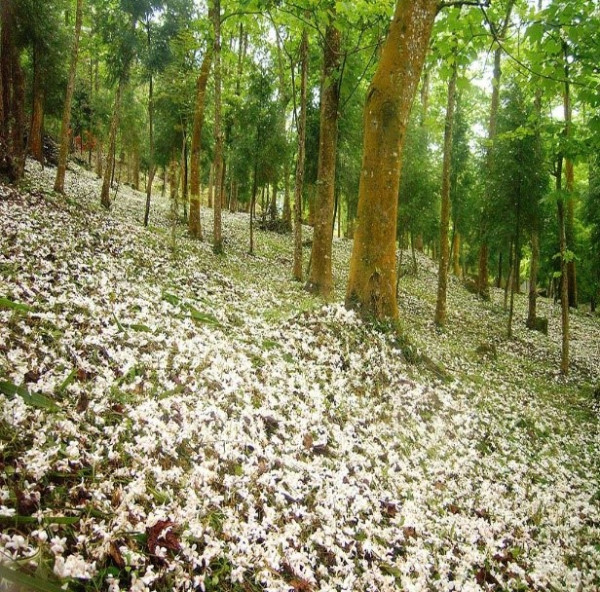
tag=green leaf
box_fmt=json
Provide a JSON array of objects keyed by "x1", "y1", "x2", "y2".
[
  {"x1": 162, "y1": 293, "x2": 180, "y2": 306},
  {"x1": 128, "y1": 323, "x2": 153, "y2": 333},
  {"x1": 187, "y1": 305, "x2": 220, "y2": 326},
  {"x1": 0, "y1": 514, "x2": 80, "y2": 526},
  {"x1": 0, "y1": 380, "x2": 60, "y2": 412},
  {"x1": 0, "y1": 296, "x2": 32, "y2": 313},
  {"x1": 0, "y1": 564, "x2": 66, "y2": 592}
]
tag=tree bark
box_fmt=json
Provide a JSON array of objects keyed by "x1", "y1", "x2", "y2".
[
  {"x1": 29, "y1": 42, "x2": 45, "y2": 164},
  {"x1": 212, "y1": 0, "x2": 223, "y2": 253},
  {"x1": 562, "y1": 42, "x2": 577, "y2": 309},
  {"x1": 435, "y1": 53, "x2": 458, "y2": 327},
  {"x1": 477, "y1": 0, "x2": 515, "y2": 300},
  {"x1": 54, "y1": 0, "x2": 83, "y2": 193},
  {"x1": 144, "y1": 18, "x2": 155, "y2": 227},
  {"x1": 526, "y1": 224, "x2": 540, "y2": 328},
  {"x1": 100, "y1": 79, "x2": 124, "y2": 209},
  {"x1": 293, "y1": 29, "x2": 309, "y2": 282},
  {"x1": 556, "y1": 155, "x2": 569, "y2": 375},
  {"x1": 189, "y1": 49, "x2": 213, "y2": 239},
  {"x1": 346, "y1": 0, "x2": 438, "y2": 320},
  {"x1": 305, "y1": 18, "x2": 341, "y2": 298}
]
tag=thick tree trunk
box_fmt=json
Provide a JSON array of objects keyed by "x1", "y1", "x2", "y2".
[
  {"x1": 55, "y1": 0, "x2": 83, "y2": 193},
  {"x1": 293, "y1": 29, "x2": 308, "y2": 282},
  {"x1": 346, "y1": 0, "x2": 438, "y2": 319},
  {"x1": 305, "y1": 19, "x2": 341, "y2": 298},
  {"x1": 100, "y1": 79, "x2": 124, "y2": 209},
  {"x1": 189, "y1": 49, "x2": 212, "y2": 239},
  {"x1": 212, "y1": 0, "x2": 223, "y2": 253},
  {"x1": 435, "y1": 55, "x2": 458, "y2": 327}
]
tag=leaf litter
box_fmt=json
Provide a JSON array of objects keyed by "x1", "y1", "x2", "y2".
[{"x1": 0, "y1": 161, "x2": 599, "y2": 591}]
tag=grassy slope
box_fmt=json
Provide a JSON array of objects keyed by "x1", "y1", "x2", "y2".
[{"x1": 0, "y1": 161, "x2": 598, "y2": 592}]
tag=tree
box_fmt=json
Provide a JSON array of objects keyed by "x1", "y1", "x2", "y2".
[
  {"x1": 293, "y1": 28, "x2": 309, "y2": 281},
  {"x1": 55, "y1": 0, "x2": 84, "y2": 193},
  {"x1": 212, "y1": 0, "x2": 223, "y2": 254},
  {"x1": 305, "y1": 11, "x2": 341, "y2": 298},
  {"x1": 346, "y1": 0, "x2": 438, "y2": 320}
]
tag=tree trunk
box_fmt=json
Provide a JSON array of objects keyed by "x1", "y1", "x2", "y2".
[
  {"x1": 346, "y1": 0, "x2": 438, "y2": 320},
  {"x1": 208, "y1": 163, "x2": 214, "y2": 208},
  {"x1": 305, "y1": 18, "x2": 341, "y2": 298},
  {"x1": 189, "y1": 49, "x2": 212, "y2": 239},
  {"x1": 434, "y1": 53, "x2": 458, "y2": 327},
  {"x1": 100, "y1": 79, "x2": 124, "y2": 209},
  {"x1": 29, "y1": 43, "x2": 45, "y2": 164},
  {"x1": 527, "y1": 225, "x2": 540, "y2": 328},
  {"x1": 144, "y1": 18, "x2": 155, "y2": 227},
  {"x1": 54, "y1": 0, "x2": 83, "y2": 193},
  {"x1": 293, "y1": 29, "x2": 308, "y2": 282},
  {"x1": 556, "y1": 155, "x2": 569, "y2": 375},
  {"x1": 212, "y1": 0, "x2": 223, "y2": 253},
  {"x1": 562, "y1": 43, "x2": 577, "y2": 309},
  {"x1": 478, "y1": 0, "x2": 515, "y2": 300},
  {"x1": 452, "y1": 231, "x2": 461, "y2": 276}
]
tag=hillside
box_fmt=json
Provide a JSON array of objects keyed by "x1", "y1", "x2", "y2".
[{"x1": 1, "y1": 161, "x2": 599, "y2": 592}]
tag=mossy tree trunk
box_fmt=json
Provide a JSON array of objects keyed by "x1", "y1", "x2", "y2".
[
  {"x1": 189, "y1": 49, "x2": 213, "y2": 240},
  {"x1": 434, "y1": 53, "x2": 458, "y2": 327},
  {"x1": 29, "y1": 42, "x2": 45, "y2": 164},
  {"x1": 305, "y1": 17, "x2": 341, "y2": 298},
  {"x1": 100, "y1": 78, "x2": 124, "y2": 209},
  {"x1": 293, "y1": 29, "x2": 308, "y2": 282},
  {"x1": 346, "y1": 0, "x2": 438, "y2": 320},
  {"x1": 54, "y1": 0, "x2": 83, "y2": 193},
  {"x1": 212, "y1": 0, "x2": 223, "y2": 254},
  {"x1": 477, "y1": 0, "x2": 515, "y2": 300}
]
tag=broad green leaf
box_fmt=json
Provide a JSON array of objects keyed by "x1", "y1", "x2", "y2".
[
  {"x1": 0, "y1": 565, "x2": 66, "y2": 592},
  {"x1": 187, "y1": 305, "x2": 221, "y2": 326},
  {"x1": 0, "y1": 380, "x2": 60, "y2": 412},
  {"x1": 0, "y1": 297, "x2": 32, "y2": 313}
]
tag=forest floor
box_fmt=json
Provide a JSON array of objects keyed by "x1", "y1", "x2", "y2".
[{"x1": 0, "y1": 160, "x2": 599, "y2": 592}]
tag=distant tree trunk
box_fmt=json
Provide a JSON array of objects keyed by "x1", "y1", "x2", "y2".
[
  {"x1": 144, "y1": 18, "x2": 155, "y2": 227},
  {"x1": 563, "y1": 42, "x2": 577, "y2": 309},
  {"x1": 189, "y1": 49, "x2": 212, "y2": 239},
  {"x1": 556, "y1": 155, "x2": 569, "y2": 375},
  {"x1": 346, "y1": 0, "x2": 437, "y2": 319},
  {"x1": 508, "y1": 185, "x2": 522, "y2": 338},
  {"x1": 54, "y1": 0, "x2": 83, "y2": 193},
  {"x1": 212, "y1": 0, "x2": 223, "y2": 253},
  {"x1": 29, "y1": 43, "x2": 45, "y2": 164},
  {"x1": 293, "y1": 29, "x2": 308, "y2": 282},
  {"x1": 452, "y1": 231, "x2": 461, "y2": 276},
  {"x1": 101, "y1": 78, "x2": 124, "y2": 209},
  {"x1": 435, "y1": 51, "x2": 458, "y2": 327},
  {"x1": 306, "y1": 18, "x2": 341, "y2": 298},
  {"x1": 478, "y1": 0, "x2": 515, "y2": 300},
  {"x1": 208, "y1": 163, "x2": 214, "y2": 208},
  {"x1": 527, "y1": 224, "x2": 540, "y2": 328}
]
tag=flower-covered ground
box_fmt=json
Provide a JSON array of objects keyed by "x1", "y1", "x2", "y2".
[{"x1": 1, "y1": 161, "x2": 599, "y2": 592}]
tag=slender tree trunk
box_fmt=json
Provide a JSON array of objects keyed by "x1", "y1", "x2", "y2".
[
  {"x1": 435, "y1": 53, "x2": 458, "y2": 327},
  {"x1": 54, "y1": 0, "x2": 83, "y2": 193},
  {"x1": 29, "y1": 43, "x2": 45, "y2": 164},
  {"x1": 452, "y1": 232, "x2": 461, "y2": 276},
  {"x1": 100, "y1": 79, "x2": 124, "y2": 209},
  {"x1": 208, "y1": 163, "x2": 214, "y2": 208},
  {"x1": 144, "y1": 19, "x2": 155, "y2": 227},
  {"x1": 305, "y1": 17, "x2": 341, "y2": 298},
  {"x1": 347, "y1": 0, "x2": 438, "y2": 319},
  {"x1": 527, "y1": 225, "x2": 540, "y2": 328},
  {"x1": 562, "y1": 42, "x2": 577, "y2": 309},
  {"x1": 556, "y1": 155, "x2": 569, "y2": 375},
  {"x1": 478, "y1": 0, "x2": 515, "y2": 299},
  {"x1": 293, "y1": 29, "x2": 308, "y2": 282},
  {"x1": 212, "y1": 0, "x2": 223, "y2": 253},
  {"x1": 189, "y1": 49, "x2": 212, "y2": 239}
]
